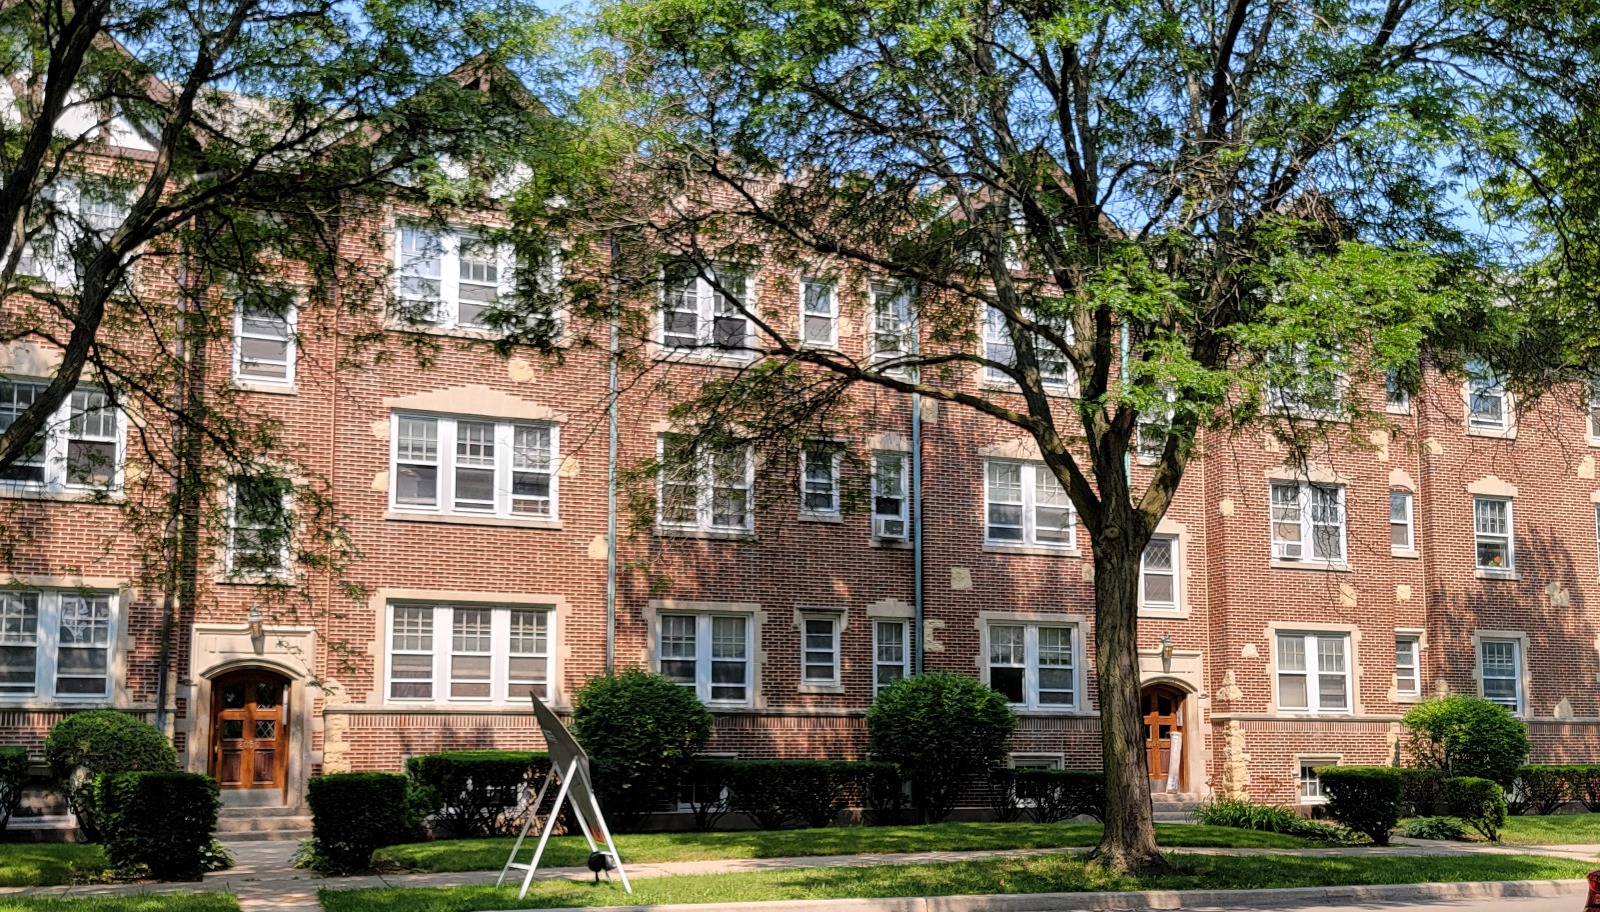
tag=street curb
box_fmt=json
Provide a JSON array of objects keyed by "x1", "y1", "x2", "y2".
[{"x1": 485, "y1": 877, "x2": 1589, "y2": 912}]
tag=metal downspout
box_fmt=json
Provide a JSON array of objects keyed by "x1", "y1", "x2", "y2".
[
  {"x1": 606, "y1": 232, "x2": 620, "y2": 676},
  {"x1": 912, "y1": 311, "x2": 924, "y2": 676}
]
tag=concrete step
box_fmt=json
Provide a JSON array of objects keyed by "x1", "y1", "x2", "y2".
[
  {"x1": 216, "y1": 814, "x2": 312, "y2": 837},
  {"x1": 218, "y1": 827, "x2": 311, "y2": 843},
  {"x1": 219, "y1": 805, "x2": 302, "y2": 819}
]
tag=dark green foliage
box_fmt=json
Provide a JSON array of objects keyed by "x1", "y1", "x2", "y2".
[
  {"x1": 1191, "y1": 798, "x2": 1354, "y2": 843},
  {"x1": 1316, "y1": 767, "x2": 1403, "y2": 846},
  {"x1": 405, "y1": 751, "x2": 549, "y2": 837},
  {"x1": 1556, "y1": 765, "x2": 1600, "y2": 812},
  {"x1": 0, "y1": 745, "x2": 26, "y2": 832},
  {"x1": 866, "y1": 673, "x2": 1016, "y2": 822},
  {"x1": 719, "y1": 759, "x2": 854, "y2": 829},
  {"x1": 849, "y1": 761, "x2": 906, "y2": 826},
  {"x1": 1443, "y1": 776, "x2": 1508, "y2": 842},
  {"x1": 571, "y1": 670, "x2": 712, "y2": 832},
  {"x1": 1507, "y1": 766, "x2": 1568, "y2": 816},
  {"x1": 1402, "y1": 696, "x2": 1530, "y2": 787},
  {"x1": 986, "y1": 768, "x2": 1025, "y2": 823},
  {"x1": 307, "y1": 773, "x2": 411, "y2": 874},
  {"x1": 95, "y1": 772, "x2": 219, "y2": 880},
  {"x1": 682, "y1": 759, "x2": 736, "y2": 832},
  {"x1": 44, "y1": 710, "x2": 178, "y2": 841},
  {"x1": 1401, "y1": 816, "x2": 1468, "y2": 841},
  {"x1": 1399, "y1": 767, "x2": 1447, "y2": 817},
  {"x1": 1014, "y1": 770, "x2": 1105, "y2": 824}
]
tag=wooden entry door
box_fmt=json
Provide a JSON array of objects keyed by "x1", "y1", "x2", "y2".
[
  {"x1": 1141, "y1": 684, "x2": 1185, "y2": 791},
  {"x1": 211, "y1": 670, "x2": 290, "y2": 792}
]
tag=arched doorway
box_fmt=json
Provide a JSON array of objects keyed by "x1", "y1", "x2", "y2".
[
  {"x1": 210, "y1": 668, "x2": 291, "y2": 795},
  {"x1": 1140, "y1": 683, "x2": 1186, "y2": 793}
]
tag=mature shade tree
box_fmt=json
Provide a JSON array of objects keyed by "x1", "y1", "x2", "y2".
[{"x1": 571, "y1": 0, "x2": 1600, "y2": 871}]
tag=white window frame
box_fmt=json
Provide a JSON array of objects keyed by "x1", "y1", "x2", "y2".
[
  {"x1": 1298, "y1": 757, "x2": 1338, "y2": 805},
  {"x1": 799, "y1": 278, "x2": 838, "y2": 349},
  {"x1": 0, "y1": 379, "x2": 125, "y2": 493},
  {"x1": 983, "y1": 460, "x2": 1076, "y2": 549},
  {"x1": 1588, "y1": 377, "x2": 1600, "y2": 444},
  {"x1": 656, "y1": 612, "x2": 752, "y2": 706},
  {"x1": 1595, "y1": 503, "x2": 1600, "y2": 583},
  {"x1": 871, "y1": 452, "x2": 909, "y2": 540},
  {"x1": 1268, "y1": 481, "x2": 1346, "y2": 564},
  {"x1": 981, "y1": 305, "x2": 1073, "y2": 390},
  {"x1": 1385, "y1": 368, "x2": 1411, "y2": 414},
  {"x1": 225, "y1": 476, "x2": 293, "y2": 578},
  {"x1": 658, "y1": 262, "x2": 754, "y2": 354},
  {"x1": 1478, "y1": 636, "x2": 1524, "y2": 715},
  {"x1": 656, "y1": 437, "x2": 754, "y2": 534},
  {"x1": 232, "y1": 296, "x2": 297, "y2": 386},
  {"x1": 1275, "y1": 631, "x2": 1352, "y2": 714},
  {"x1": 868, "y1": 284, "x2": 914, "y2": 369},
  {"x1": 799, "y1": 445, "x2": 841, "y2": 518},
  {"x1": 1395, "y1": 634, "x2": 1421, "y2": 698},
  {"x1": 18, "y1": 180, "x2": 131, "y2": 287},
  {"x1": 800, "y1": 612, "x2": 841, "y2": 686},
  {"x1": 1265, "y1": 346, "x2": 1342, "y2": 418},
  {"x1": 1473, "y1": 495, "x2": 1514, "y2": 573},
  {"x1": 0, "y1": 589, "x2": 117, "y2": 702},
  {"x1": 1465, "y1": 358, "x2": 1510, "y2": 432},
  {"x1": 1389, "y1": 490, "x2": 1415, "y2": 553},
  {"x1": 1139, "y1": 534, "x2": 1180, "y2": 610},
  {"x1": 1135, "y1": 388, "x2": 1177, "y2": 465},
  {"x1": 985, "y1": 622, "x2": 1080, "y2": 711},
  {"x1": 388, "y1": 412, "x2": 559, "y2": 521},
  {"x1": 393, "y1": 223, "x2": 515, "y2": 331},
  {"x1": 873, "y1": 619, "x2": 909, "y2": 696},
  {"x1": 382, "y1": 602, "x2": 553, "y2": 705}
]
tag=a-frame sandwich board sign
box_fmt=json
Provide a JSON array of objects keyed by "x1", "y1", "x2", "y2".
[{"x1": 497, "y1": 694, "x2": 632, "y2": 897}]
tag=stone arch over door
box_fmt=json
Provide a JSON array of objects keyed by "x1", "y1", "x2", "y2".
[{"x1": 1136, "y1": 644, "x2": 1210, "y2": 800}]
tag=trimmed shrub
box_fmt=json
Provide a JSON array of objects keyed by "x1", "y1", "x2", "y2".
[
  {"x1": 44, "y1": 710, "x2": 178, "y2": 841},
  {"x1": 1402, "y1": 696, "x2": 1529, "y2": 787},
  {"x1": 1317, "y1": 766, "x2": 1402, "y2": 846},
  {"x1": 1444, "y1": 776, "x2": 1508, "y2": 842},
  {"x1": 680, "y1": 759, "x2": 735, "y2": 832},
  {"x1": 723, "y1": 760, "x2": 792, "y2": 830},
  {"x1": 1400, "y1": 816, "x2": 1468, "y2": 841},
  {"x1": 571, "y1": 670, "x2": 712, "y2": 832},
  {"x1": 866, "y1": 672, "x2": 1016, "y2": 823},
  {"x1": 987, "y1": 768, "x2": 1025, "y2": 823},
  {"x1": 307, "y1": 772, "x2": 410, "y2": 873},
  {"x1": 1506, "y1": 766, "x2": 1568, "y2": 816},
  {"x1": 849, "y1": 761, "x2": 906, "y2": 826},
  {"x1": 1399, "y1": 767, "x2": 1447, "y2": 817},
  {"x1": 1558, "y1": 765, "x2": 1600, "y2": 812},
  {"x1": 0, "y1": 746, "x2": 26, "y2": 833},
  {"x1": 405, "y1": 750, "x2": 548, "y2": 837},
  {"x1": 719, "y1": 759, "x2": 851, "y2": 830},
  {"x1": 95, "y1": 771, "x2": 219, "y2": 880},
  {"x1": 1014, "y1": 769, "x2": 1105, "y2": 824},
  {"x1": 1191, "y1": 797, "x2": 1353, "y2": 843}
]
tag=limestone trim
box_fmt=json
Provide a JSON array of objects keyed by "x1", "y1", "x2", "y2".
[
  {"x1": 974, "y1": 608, "x2": 1092, "y2": 715},
  {"x1": 1466, "y1": 475, "x2": 1518, "y2": 498},
  {"x1": 382, "y1": 510, "x2": 561, "y2": 531},
  {"x1": 865, "y1": 598, "x2": 913, "y2": 619},
  {"x1": 1263, "y1": 461, "x2": 1346, "y2": 485},
  {"x1": 0, "y1": 580, "x2": 136, "y2": 710},
  {"x1": 1470, "y1": 628, "x2": 1531, "y2": 719},
  {"x1": 1294, "y1": 752, "x2": 1343, "y2": 805},
  {"x1": 977, "y1": 437, "x2": 1042, "y2": 461},
  {"x1": 644, "y1": 598, "x2": 769, "y2": 711},
  {"x1": 1264, "y1": 621, "x2": 1365, "y2": 718},
  {"x1": 1390, "y1": 627, "x2": 1428, "y2": 704},
  {"x1": 0, "y1": 340, "x2": 66, "y2": 376},
  {"x1": 1388, "y1": 469, "x2": 1417, "y2": 492},
  {"x1": 382, "y1": 385, "x2": 566, "y2": 423},
  {"x1": 1461, "y1": 379, "x2": 1518, "y2": 439},
  {"x1": 868, "y1": 431, "x2": 910, "y2": 452},
  {"x1": 1591, "y1": 489, "x2": 1600, "y2": 504}
]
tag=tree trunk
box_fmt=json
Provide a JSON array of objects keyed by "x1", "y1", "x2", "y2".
[{"x1": 1088, "y1": 540, "x2": 1173, "y2": 874}]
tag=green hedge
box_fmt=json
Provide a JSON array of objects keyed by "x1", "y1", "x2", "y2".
[
  {"x1": 850, "y1": 760, "x2": 906, "y2": 826},
  {"x1": 1014, "y1": 769, "x2": 1104, "y2": 824},
  {"x1": 405, "y1": 750, "x2": 548, "y2": 837},
  {"x1": 0, "y1": 746, "x2": 26, "y2": 833},
  {"x1": 680, "y1": 758, "x2": 903, "y2": 830},
  {"x1": 1318, "y1": 766, "x2": 1402, "y2": 846},
  {"x1": 44, "y1": 710, "x2": 178, "y2": 841},
  {"x1": 1444, "y1": 776, "x2": 1507, "y2": 842},
  {"x1": 96, "y1": 772, "x2": 220, "y2": 880},
  {"x1": 1507, "y1": 766, "x2": 1568, "y2": 816},
  {"x1": 571, "y1": 670, "x2": 712, "y2": 832},
  {"x1": 866, "y1": 672, "x2": 1016, "y2": 823},
  {"x1": 986, "y1": 768, "x2": 1026, "y2": 822},
  {"x1": 1554, "y1": 765, "x2": 1600, "y2": 812},
  {"x1": 308, "y1": 772, "x2": 411, "y2": 873},
  {"x1": 681, "y1": 759, "x2": 736, "y2": 831},
  {"x1": 1398, "y1": 767, "x2": 1446, "y2": 817}
]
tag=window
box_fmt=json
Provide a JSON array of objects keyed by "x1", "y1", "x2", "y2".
[
  {"x1": 0, "y1": 590, "x2": 115, "y2": 700},
  {"x1": 18, "y1": 181, "x2": 131, "y2": 285},
  {"x1": 868, "y1": 285, "x2": 913, "y2": 367},
  {"x1": 982, "y1": 305, "x2": 1072, "y2": 388},
  {"x1": 660, "y1": 262, "x2": 751, "y2": 352},
  {"x1": 394, "y1": 225, "x2": 513, "y2": 330},
  {"x1": 1465, "y1": 358, "x2": 1509, "y2": 431},
  {"x1": 385, "y1": 603, "x2": 551, "y2": 703},
  {"x1": 1269, "y1": 481, "x2": 1345, "y2": 563},
  {"x1": 984, "y1": 461, "x2": 1075, "y2": 548},
  {"x1": 987, "y1": 622, "x2": 1078, "y2": 710},
  {"x1": 1588, "y1": 378, "x2": 1600, "y2": 440},
  {"x1": 389, "y1": 414, "x2": 557, "y2": 520},
  {"x1": 1479, "y1": 637, "x2": 1522, "y2": 714},
  {"x1": 1473, "y1": 496, "x2": 1513, "y2": 572},
  {"x1": 801, "y1": 614, "x2": 840, "y2": 686},
  {"x1": 1140, "y1": 535, "x2": 1179, "y2": 610},
  {"x1": 658, "y1": 613, "x2": 750, "y2": 704},
  {"x1": 1135, "y1": 389, "x2": 1176, "y2": 463},
  {"x1": 657, "y1": 436, "x2": 753, "y2": 533},
  {"x1": 1265, "y1": 346, "x2": 1341, "y2": 417},
  {"x1": 227, "y1": 476, "x2": 292, "y2": 576},
  {"x1": 0, "y1": 380, "x2": 122, "y2": 491},
  {"x1": 233, "y1": 293, "x2": 296, "y2": 385},
  {"x1": 799, "y1": 445, "x2": 840, "y2": 518},
  {"x1": 1395, "y1": 635, "x2": 1420, "y2": 697},
  {"x1": 1299, "y1": 760, "x2": 1335, "y2": 804},
  {"x1": 1389, "y1": 491, "x2": 1414, "y2": 552},
  {"x1": 1276, "y1": 632, "x2": 1350, "y2": 713},
  {"x1": 873, "y1": 620, "x2": 909, "y2": 695},
  {"x1": 1385, "y1": 368, "x2": 1411, "y2": 413},
  {"x1": 871, "y1": 453, "x2": 908, "y2": 540},
  {"x1": 800, "y1": 279, "x2": 837, "y2": 348}
]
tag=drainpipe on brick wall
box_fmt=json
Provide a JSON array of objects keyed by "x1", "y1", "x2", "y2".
[
  {"x1": 605, "y1": 232, "x2": 620, "y2": 676},
  {"x1": 911, "y1": 308, "x2": 925, "y2": 676}
]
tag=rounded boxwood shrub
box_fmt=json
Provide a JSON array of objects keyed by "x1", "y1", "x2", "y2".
[
  {"x1": 1402, "y1": 695, "x2": 1529, "y2": 787},
  {"x1": 1398, "y1": 767, "x2": 1447, "y2": 817},
  {"x1": 405, "y1": 750, "x2": 549, "y2": 837},
  {"x1": 866, "y1": 672, "x2": 1016, "y2": 823},
  {"x1": 44, "y1": 710, "x2": 178, "y2": 841},
  {"x1": 96, "y1": 771, "x2": 220, "y2": 880},
  {"x1": 0, "y1": 745, "x2": 27, "y2": 833},
  {"x1": 1444, "y1": 775, "x2": 1508, "y2": 842},
  {"x1": 307, "y1": 772, "x2": 410, "y2": 873},
  {"x1": 571, "y1": 669, "x2": 712, "y2": 832},
  {"x1": 1317, "y1": 766, "x2": 1403, "y2": 846}
]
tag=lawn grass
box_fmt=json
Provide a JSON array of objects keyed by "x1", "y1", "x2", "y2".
[
  {"x1": 0, "y1": 897, "x2": 238, "y2": 912},
  {"x1": 322, "y1": 851, "x2": 1593, "y2": 912},
  {"x1": 0, "y1": 844, "x2": 109, "y2": 887},
  {"x1": 1400, "y1": 812, "x2": 1600, "y2": 845},
  {"x1": 373, "y1": 822, "x2": 1311, "y2": 873}
]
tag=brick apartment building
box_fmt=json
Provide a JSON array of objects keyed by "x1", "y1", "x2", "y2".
[{"x1": 6, "y1": 107, "x2": 1600, "y2": 825}]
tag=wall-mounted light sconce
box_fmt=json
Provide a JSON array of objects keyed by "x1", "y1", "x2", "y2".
[
  {"x1": 1159, "y1": 633, "x2": 1174, "y2": 671},
  {"x1": 247, "y1": 605, "x2": 264, "y2": 640}
]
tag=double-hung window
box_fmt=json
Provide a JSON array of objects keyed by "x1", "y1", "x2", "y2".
[
  {"x1": 0, "y1": 590, "x2": 115, "y2": 700},
  {"x1": 657, "y1": 436, "x2": 753, "y2": 533},
  {"x1": 1385, "y1": 368, "x2": 1411, "y2": 413},
  {"x1": 1299, "y1": 760, "x2": 1335, "y2": 805},
  {"x1": 1588, "y1": 378, "x2": 1600, "y2": 441},
  {"x1": 660, "y1": 263, "x2": 752, "y2": 353},
  {"x1": 1269, "y1": 481, "x2": 1346, "y2": 563},
  {"x1": 389, "y1": 413, "x2": 558, "y2": 520},
  {"x1": 984, "y1": 461, "x2": 1075, "y2": 548},
  {"x1": 868, "y1": 285, "x2": 914, "y2": 367},
  {"x1": 871, "y1": 453, "x2": 908, "y2": 540},
  {"x1": 1389, "y1": 491, "x2": 1415, "y2": 553},
  {"x1": 799, "y1": 445, "x2": 840, "y2": 518},
  {"x1": 18, "y1": 181, "x2": 131, "y2": 285},
  {"x1": 1140, "y1": 535, "x2": 1179, "y2": 610},
  {"x1": 226, "y1": 475, "x2": 293, "y2": 576},
  {"x1": 1479, "y1": 637, "x2": 1523, "y2": 714},
  {"x1": 1395, "y1": 635, "x2": 1421, "y2": 697},
  {"x1": 1135, "y1": 388, "x2": 1177, "y2": 463},
  {"x1": 233, "y1": 292, "x2": 296, "y2": 386},
  {"x1": 1265, "y1": 346, "x2": 1341, "y2": 417},
  {"x1": 659, "y1": 613, "x2": 751, "y2": 704},
  {"x1": 385, "y1": 603, "x2": 552, "y2": 703},
  {"x1": 800, "y1": 279, "x2": 838, "y2": 348},
  {"x1": 981, "y1": 305, "x2": 1073, "y2": 389},
  {"x1": 1465, "y1": 358, "x2": 1509, "y2": 431},
  {"x1": 987, "y1": 622, "x2": 1078, "y2": 710},
  {"x1": 800, "y1": 613, "x2": 841, "y2": 686},
  {"x1": 0, "y1": 380, "x2": 122, "y2": 491},
  {"x1": 873, "y1": 620, "x2": 909, "y2": 695},
  {"x1": 395, "y1": 225, "x2": 514, "y2": 330},
  {"x1": 1276, "y1": 632, "x2": 1350, "y2": 713},
  {"x1": 1473, "y1": 496, "x2": 1513, "y2": 572}
]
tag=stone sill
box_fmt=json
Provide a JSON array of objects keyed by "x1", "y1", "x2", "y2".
[
  {"x1": 1269, "y1": 559, "x2": 1352, "y2": 573},
  {"x1": 1391, "y1": 549, "x2": 1420, "y2": 560},
  {"x1": 798, "y1": 512, "x2": 843, "y2": 524},
  {"x1": 1466, "y1": 424, "x2": 1517, "y2": 440},
  {"x1": 797, "y1": 684, "x2": 846, "y2": 695},
  {"x1": 656, "y1": 526, "x2": 755, "y2": 541},
  {"x1": 873, "y1": 538, "x2": 913, "y2": 550},
  {"x1": 1137, "y1": 607, "x2": 1188, "y2": 621},
  {"x1": 1475, "y1": 568, "x2": 1520, "y2": 581},
  {"x1": 983, "y1": 543, "x2": 1081, "y2": 558},
  {"x1": 652, "y1": 349, "x2": 757, "y2": 368},
  {"x1": 231, "y1": 380, "x2": 297, "y2": 396},
  {"x1": 0, "y1": 486, "x2": 124, "y2": 505},
  {"x1": 385, "y1": 510, "x2": 561, "y2": 531}
]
